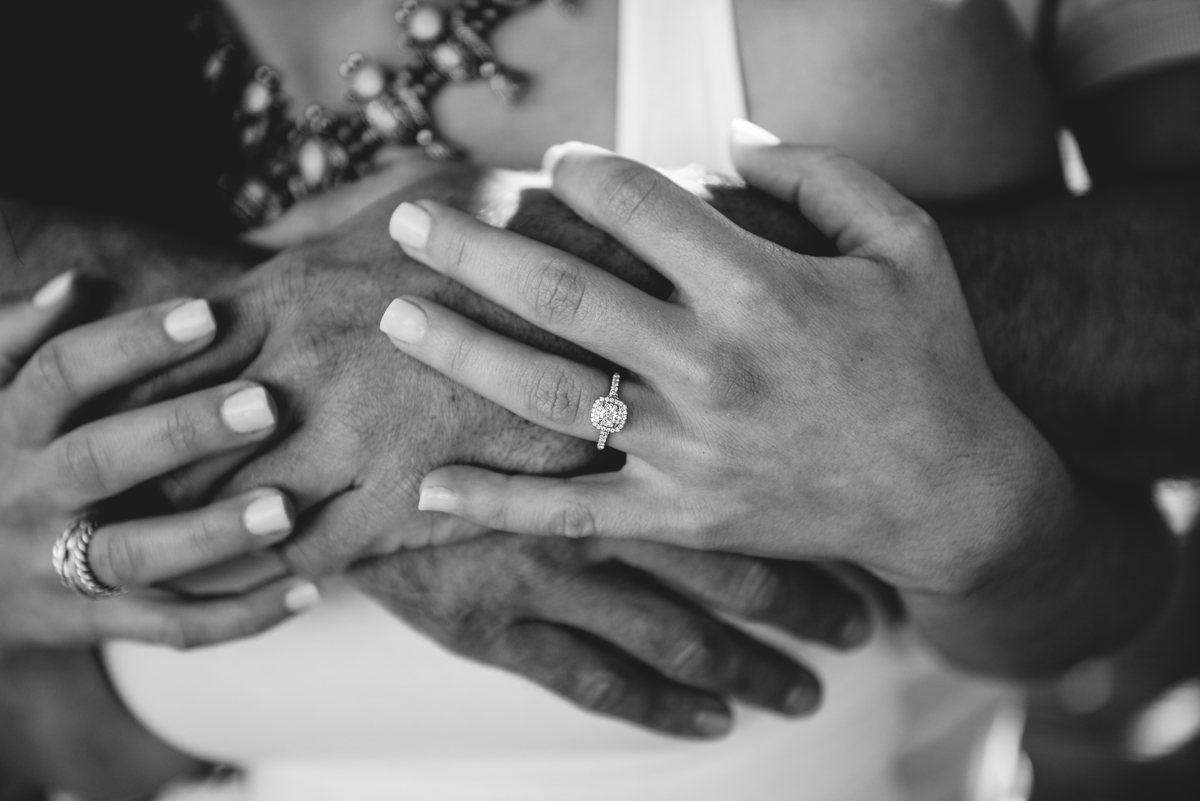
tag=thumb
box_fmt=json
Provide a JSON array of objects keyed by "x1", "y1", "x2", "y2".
[{"x1": 729, "y1": 119, "x2": 931, "y2": 259}]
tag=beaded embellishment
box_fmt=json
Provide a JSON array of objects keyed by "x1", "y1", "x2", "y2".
[{"x1": 198, "y1": 0, "x2": 580, "y2": 228}]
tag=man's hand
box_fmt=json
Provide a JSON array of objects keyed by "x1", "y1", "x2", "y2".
[{"x1": 351, "y1": 534, "x2": 868, "y2": 736}]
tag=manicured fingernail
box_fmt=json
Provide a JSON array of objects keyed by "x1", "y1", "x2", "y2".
[
  {"x1": 418, "y1": 486, "x2": 460, "y2": 514},
  {"x1": 31, "y1": 271, "x2": 75, "y2": 310},
  {"x1": 782, "y1": 683, "x2": 820, "y2": 716},
  {"x1": 730, "y1": 118, "x2": 781, "y2": 147},
  {"x1": 693, "y1": 708, "x2": 733, "y2": 737},
  {"x1": 388, "y1": 202, "x2": 430, "y2": 249},
  {"x1": 163, "y1": 299, "x2": 216, "y2": 343},
  {"x1": 243, "y1": 493, "x2": 292, "y2": 537},
  {"x1": 284, "y1": 581, "x2": 321, "y2": 613},
  {"x1": 542, "y1": 143, "x2": 569, "y2": 175},
  {"x1": 379, "y1": 298, "x2": 427, "y2": 345},
  {"x1": 839, "y1": 614, "x2": 870, "y2": 648},
  {"x1": 221, "y1": 386, "x2": 276, "y2": 433}
]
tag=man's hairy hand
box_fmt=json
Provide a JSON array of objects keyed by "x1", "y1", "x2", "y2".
[{"x1": 138, "y1": 165, "x2": 827, "y2": 576}]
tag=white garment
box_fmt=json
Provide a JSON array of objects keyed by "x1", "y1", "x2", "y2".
[{"x1": 106, "y1": 3, "x2": 1025, "y2": 799}]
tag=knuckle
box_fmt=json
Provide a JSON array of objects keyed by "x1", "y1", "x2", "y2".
[
  {"x1": 56, "y1": 435, "x2": 110, "y2": 498},
  {"x1": 525, "y1": 256, "x2": 588, "y2": 326},
  {"x1": 556, "y1": 499, "x2": 598, "y2": 539},
  {"x1": 664, "y1": 629, "x2": 728, "y2": 683},
  {"x1": 725, "y1": 561, "x2": 784, "y2": 617},
  {"x1": 572, "y1": 669, "x2": 626, "y2": 713},
  {"x1": 161, "y1": 405, "x2": 204, "y2": 456},
  {"x1": 526, "y1": 367, "x2": 587, "y2": 427},
  {"x1": 30, "y1": 339, "x2": 80, "y2": 400},
  {"x1": 436, "y1": 224, "x2": 475, "y2": 277},
  {"x1": 597, "y1": 163, "x2": 664, "y2": 226}
]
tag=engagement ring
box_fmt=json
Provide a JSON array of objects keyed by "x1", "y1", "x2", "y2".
[{"x1": 590, "y1": 373, "x2": 628, "y2": 450}]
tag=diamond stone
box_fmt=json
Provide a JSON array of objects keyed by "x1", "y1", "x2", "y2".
[{"x1": 590, "y1": 397, "x2": 627, "y2": 433}]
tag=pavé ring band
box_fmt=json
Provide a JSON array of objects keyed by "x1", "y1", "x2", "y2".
[{"x1": 589, "y1": 373, "x2": 628, "y2": 450}]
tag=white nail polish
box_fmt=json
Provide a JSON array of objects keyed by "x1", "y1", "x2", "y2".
[
  {"x1": 243, "y1": 494, "x2": 292, "y2": 537},
  {"x1": 379, "y1": 298, "x2": 427, "y2": 344},
  {"x1": 730, "y1": 118, "x2": 782, "y2": 147},
  {"x1": 31, "y1": 271, "x2": 75, "y2": 310},
  {"x1": 163, "y1": 299, "x2": 217, "y2": 344},
  {"x1": 418, "y1": 487, "x2": 460, "y2": 514},
  {"x1": 221, "y1": 387, "x2": 275, "y2": 433},
  {"x1": 388, "y1": 202, "x2": 431, "y2": 249},
  {"x1": 542, "y1": 143, "x2": 568, "y2": 175},
  {"x1": 285, "y1": 581, "x2": 321, "y2": 613}
]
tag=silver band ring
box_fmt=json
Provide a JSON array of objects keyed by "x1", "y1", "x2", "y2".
[
  {"x1": 52, "y1": 512, "x2": 127, "y2": 600},
  {"x1": 589, "y1": 372, "x2": 628, "y2": 450}
]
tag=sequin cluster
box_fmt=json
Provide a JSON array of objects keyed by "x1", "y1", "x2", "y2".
[{"x1": 201, "y1": 0, "x2": 580, "y2": 228}]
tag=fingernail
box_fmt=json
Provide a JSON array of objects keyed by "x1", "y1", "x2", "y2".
[
  {"x1": 31, "y1": 271, "x2": 75, "y2": 310},
  {"x1": 163, "y1": 299, "x2": 217, "y2": 344},
  {"x1": 782, "y1": 682, "x2": 820, "y2": 716},
  {"x1": 542, "y1": 143, "x2": 569, "y2": 175},
  {"x1": 284, "y1": 581, "x2": 321, "y2": 613},
  {"x1": 388, "y1": 202, "x2": 431, "y2": 249},
  {"x1": 379, "y1": 298, "x2": 427, "y2": 345},
  {"x1": 243, "y1": 493, "x2": 292, "y2": 537},
  {"x1": 221, "y1": 386, "x2": 276, "y2": 433},
  {"x1": 418, "y1": 486, "x2": 460, "y2": 514},
  {"x1": 693, "y1": 708, "x2": 733, "y2": 738},
  {"x1": 730, "y1": 118, "x2": 782, "y2": 148},
  {"x1": 839, "y1": 614, "x2": 870, "y2": 648}
]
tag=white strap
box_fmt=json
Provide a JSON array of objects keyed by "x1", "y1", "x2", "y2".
[{"x1": 615, "y1": 0, "x2": 748, "y2": 175}]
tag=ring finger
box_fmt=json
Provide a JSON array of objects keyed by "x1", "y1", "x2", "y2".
[
  {"x1": 380, "y1": 295, "x2": 654, "y2": 453},
  {"x1": 85, "y1": 489, "x2": 295, "y2": 590}
]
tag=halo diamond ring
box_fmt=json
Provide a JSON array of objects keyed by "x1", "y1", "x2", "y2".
[{"x1": 590, "y1": 373, "x2": 628, "y2": 450}]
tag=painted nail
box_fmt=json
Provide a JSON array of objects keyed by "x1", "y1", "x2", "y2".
[
  {"x1": 163, "y1": 299, "x2": 217, "y2": 344},
  {"x1": 221, "y1": 386, "x2": 276, "y2": 433},
  {"x1": 284, "y1": 581, "x2": 321, "y2": 613},
  {"x1": 243, "y1": 493, "x2": 292, "y2": 537},
  {"x1": 782, "y1": 682, "x2": 820, "y2": 716},
  {"x1": 693, "y1": 708, "x2": 733, "y2": 738},
  {"x1": 730, "y1": 118, "x2": 782, "y2": 148},
  {"x1": 542, "y1": 143, "x2": 569, "y2": 175},
  {"x1": 388, "y1": 202, "x2": 431, "y2": 249},
  {"x1": 418, "y1": 486, "x2": 460, "y2": 514},
  {"x1": 379, "y1": 298, "x2": 428, "y2": 345},
  {"x1": 31, "y1": 271, "x2": 75, "y2": 310}
]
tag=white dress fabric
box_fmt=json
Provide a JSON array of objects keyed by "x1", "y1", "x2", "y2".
[{"x1": 105, "y1": 2, "x2": 1027, "y2": 799}]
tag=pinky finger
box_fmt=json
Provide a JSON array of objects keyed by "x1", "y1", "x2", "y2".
[
  {"x1": 417, "y1": 465, "x2": 676, "y2": 544},
  {"x1": 94, "y1": 578, "x2": 321, "y2": 650},
  {"x1": 0, "y1": 270, "x2": 77, "y2": 385}
]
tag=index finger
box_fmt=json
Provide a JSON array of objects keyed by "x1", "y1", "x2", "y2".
[
  {"x1": 729, "y1": 124, "x2": 936, "y2": 262},
  {"x1": 542, "y1": 143, "x2": 758, "y2": 300},
  {"x1": 0, "y1": 271, "x2": 78, "y2": 386}
]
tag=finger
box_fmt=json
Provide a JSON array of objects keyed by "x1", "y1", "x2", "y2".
[
  {"x1": 157, "y1": 447, "x2": 261, "y2": 509},
  {"x1": 91, "y1": 577, "x2": 321, "y2": 649},
  {"x1": 546, "y1": 565, "x2": 821, "y2": 715},
  {"x1": 87, "y1": 489, "x2": 295, "y2": 589},
  {"x1": 485, "y1": 620, "x2": 734, "y2": 739},
  {"x1": 729, "y1": 120, "x2": 937, "y2": 261},
  {"x1": 381, "y1": 297, "x2": 653, "y2": 453},
  {"x1": 588, "y1": 540, "x2": 870, "y2": 649},
  {"x1": 5, "y1": 299, "x2": 218, "y2": 446},
  {"x1": 40, "y1": 382, "x2": 278, "y2": 510},
  {"x1": 417, "y1": 466, "x2": 682, "y2": 544},
  {"x1": 0, "y1": 270, "x2": 79, "y2": 386},
  {"x1": 541, "y1": 142, "x2": 756, "y2": 298},
  {"x1": 387, "y1": 200, "x2": 684, "y2": 375}
]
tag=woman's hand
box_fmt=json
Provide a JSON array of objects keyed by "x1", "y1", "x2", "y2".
[
  {"x1": 0, "y1": 272, "x2": 317, "y2": 652},
  {"x1": 379, "y1": 130, "x2": 1071, "y2": 597}
]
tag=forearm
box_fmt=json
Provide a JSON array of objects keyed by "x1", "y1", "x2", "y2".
[{"x1": 936, "y1": 179, "x2": 1200, "y2": 482}]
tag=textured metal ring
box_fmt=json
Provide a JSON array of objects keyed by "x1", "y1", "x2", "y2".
[
  {"x1": 589, "y1": 373, "x2": 628, "y2": 450},
  {"x1": 52, "y1": 512, "x2": 127, "y2": 600}
]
